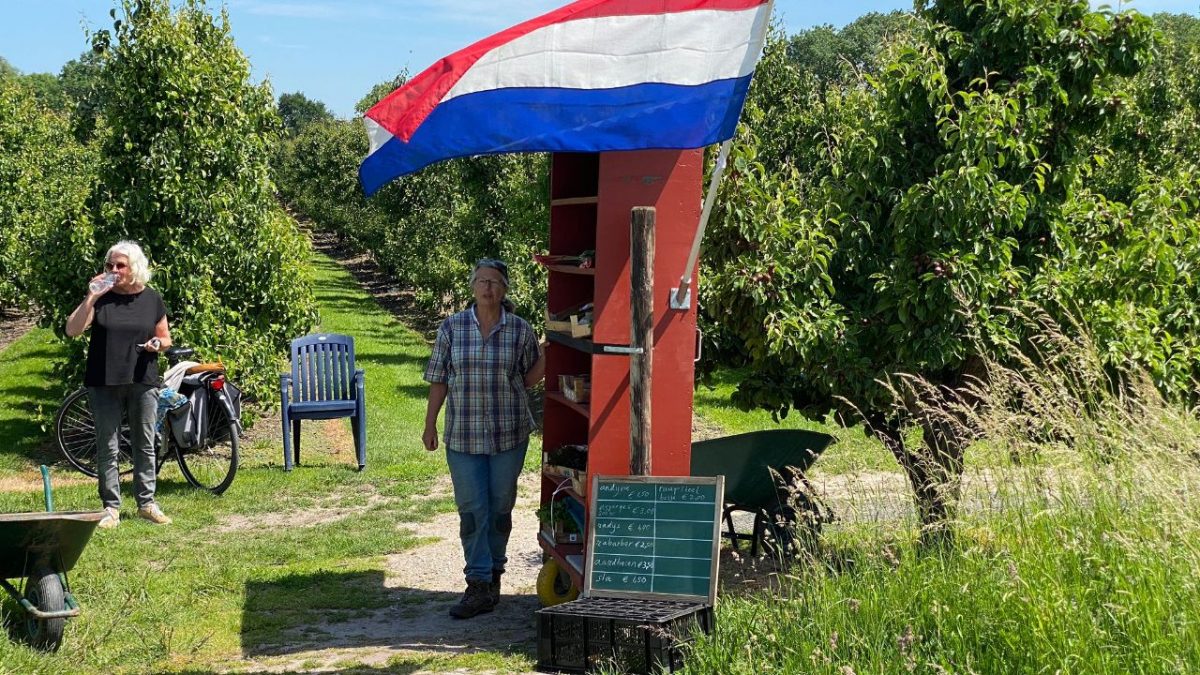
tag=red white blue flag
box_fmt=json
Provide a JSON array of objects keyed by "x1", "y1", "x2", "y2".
[{"x1": 360, "y1": 0, "x2": 772, "y2": 195}]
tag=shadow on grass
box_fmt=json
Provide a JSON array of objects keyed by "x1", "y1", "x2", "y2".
[{"x1": 242, "y1": 570, "x2": 538, "y2": 660}]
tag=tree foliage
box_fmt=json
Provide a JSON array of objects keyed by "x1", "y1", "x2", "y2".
[
  {"x1": 0, "y1": 56, "x2": 18, "y2": 80},
  {"x1": 277, "y1": 91, "x2": 334, "y2": 136},
  {"x1": 787, "y1": 11, "x2": 914, "y2": 85},
  {"x1": 58, "y1": 51, "x2": 108, "y2": 142},
  {"x1": 0, "y1": 77, "x2": 96, "y2": 312},
  {"x1": 30, "y1": 0, "x2": 316, "y2": 400},
  {"x1": 702, "y1": 0, "x2": 1157, "y2": 535},
  {"x1": 273, "y1": 112, "x2": 549, "y2": 321}
]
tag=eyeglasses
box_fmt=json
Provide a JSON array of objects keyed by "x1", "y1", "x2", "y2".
[
  {"x1": 104, "y1": 262, "x2": 128, "y2": 271},
  {"x1": 473, "y1": 278, "x2": 505, "y2": 288}
]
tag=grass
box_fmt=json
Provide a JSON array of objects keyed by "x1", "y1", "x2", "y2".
[
  {"x1": 0, "y1": 250, "x2": 535, "y2": 674},
  {"x1": 686, "y1": 454, "x2": 1200, "y2": 674},
  {"x1": 684, "y1": 307, "x2": 1200, "y2": 674},
  {"x1": 0, "y1": 328, "x2": 72, "y2": 474}
]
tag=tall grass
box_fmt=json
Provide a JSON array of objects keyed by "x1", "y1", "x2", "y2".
[{"x1": 687, "y1": 306, "x2": 1200, "y2": 673}]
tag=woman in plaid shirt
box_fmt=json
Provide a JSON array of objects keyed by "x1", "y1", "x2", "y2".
[{"x1": 423, "y1": 258, "x2": 545, "y2": 619}]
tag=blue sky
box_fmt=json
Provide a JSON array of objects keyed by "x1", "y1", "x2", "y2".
[{"x1": 2, "y1": 1, "x2": 1196, "y2": 117}]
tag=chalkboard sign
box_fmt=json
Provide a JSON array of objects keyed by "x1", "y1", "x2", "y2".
[{"x1": 584, "y1": 475, "x2": 725, "y2": 604}]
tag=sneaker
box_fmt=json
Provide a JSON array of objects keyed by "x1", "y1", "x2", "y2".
[
  {"x1": 98, "y1": 506, "x2": 120, "y2": 529},
  {"x1": 449, "y1": 579, "x2": 495, "y2": 619},
  {"x1": 489, "y1": 570, "x2": 502, "y2": 606},
  {"x1": 137, "y1": 503, "x2": 172, "y2": 525}
]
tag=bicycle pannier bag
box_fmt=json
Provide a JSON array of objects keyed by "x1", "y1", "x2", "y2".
[
  {"x1": 169, "y1": 375, "x2": 243, "y2": 449},
  {"x1": 169, "y1": 378, "x2": 208, "y2": 449}
]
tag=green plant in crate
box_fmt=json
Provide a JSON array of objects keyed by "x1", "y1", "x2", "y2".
[{"x1": 536, "y1": 500, "x2": 581, "y2": 539}]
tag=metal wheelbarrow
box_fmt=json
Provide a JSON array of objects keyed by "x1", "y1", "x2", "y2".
[
  {"x1": 690, "y1": 429, "x2": 834, "y2": 557},
  {"x1": 0, "y1": 466, "x2": 104, "y2": 651}
]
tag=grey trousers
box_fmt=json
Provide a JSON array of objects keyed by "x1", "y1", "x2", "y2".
[{"x1": 88, "y1": 383, "x2": 158, "y2": 509}]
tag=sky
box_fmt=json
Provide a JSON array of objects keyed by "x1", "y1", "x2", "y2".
[{"x1": 2, "y1": 0, "x2": 1197, "y2": 118}]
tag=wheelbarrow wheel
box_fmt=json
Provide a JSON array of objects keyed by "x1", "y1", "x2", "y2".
[
  {"x1": 536, "y1": 559, "x2": 579, "y2": 607},
  {"x1": 56, "y1": 387, "x2": 134, "y2": 478},
  {"x1": 762, "y1": 496, "x2": 823, "y2": 562},
  {"x1": 25, "y1": 569, "x2": 65, "y2": 652}
]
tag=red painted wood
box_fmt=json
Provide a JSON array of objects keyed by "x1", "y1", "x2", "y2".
[{"x1": 541, "y1": 148, "x2": 702, "y2": 563}]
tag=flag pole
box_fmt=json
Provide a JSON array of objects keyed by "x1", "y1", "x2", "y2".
[
  {"x1": 670, "y1": 0, "x2": 774, "y2": 311},
  {"x1": 669, "y1": 138, "x2": 733, "y2": 310}
]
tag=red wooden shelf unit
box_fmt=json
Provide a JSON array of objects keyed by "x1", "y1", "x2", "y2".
[{"x1": 538, "y1": 150, "x2": 704, "y2": 587}]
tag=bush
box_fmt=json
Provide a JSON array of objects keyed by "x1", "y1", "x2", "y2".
[
  {"x1": 30, "y1": 0, "x2": 317, "y2": 401},
  {"x1": 273, "y1": 117, "x2": 548, "y2": 322},
  {"x1": 0, "y1": 75, "x2": 96, "y2": 313}
]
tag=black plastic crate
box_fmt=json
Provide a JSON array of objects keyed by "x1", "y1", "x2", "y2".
[{"x1": 537, "y1": 597, "x2": 714, "y2": 674}]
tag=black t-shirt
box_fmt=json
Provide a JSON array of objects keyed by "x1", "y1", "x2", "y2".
[{"x1": 84, "y1": 288, "x2": 168, "y2": 387}]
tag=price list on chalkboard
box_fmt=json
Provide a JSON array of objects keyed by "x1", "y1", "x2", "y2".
[{"x1": 586, "y1": 476, "x2": 724, "y2": 602}]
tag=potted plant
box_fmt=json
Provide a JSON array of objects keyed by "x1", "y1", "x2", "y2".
[{"x1": 537, "y1": 499, "x2": 582, "y2": 544}]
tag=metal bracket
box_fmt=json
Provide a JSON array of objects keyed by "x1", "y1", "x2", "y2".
[
  {"x1": 601, "y1": 346, "x2": 645, "y2": 355},
  {"x1": 669, "y1": 286, "x2": 692, "y2": 310}
]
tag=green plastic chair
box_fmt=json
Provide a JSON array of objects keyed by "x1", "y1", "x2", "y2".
[{"x1": 690, "y1": 429, "x2": 834, "y2": 556}]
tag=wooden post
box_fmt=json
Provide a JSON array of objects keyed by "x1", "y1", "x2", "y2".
[{"x1": 630, "y1": 207, "x2": 655, "y2": 476}]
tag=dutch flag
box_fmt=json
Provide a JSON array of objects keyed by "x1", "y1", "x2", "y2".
[{"x1": 359, "y1": 0, "x2": 772, "y2": 196}]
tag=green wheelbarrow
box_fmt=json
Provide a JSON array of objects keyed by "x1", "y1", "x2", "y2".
[
  {"x1": 691, "y1": 429, "x2": 835, "y2": 557},
  {"x1": 0, "y1": 466, "x2": 104, "y2": 651}
]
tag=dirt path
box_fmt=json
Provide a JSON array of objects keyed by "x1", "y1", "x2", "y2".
[
  {"x1": 0, "y1": 305, "x2": 38, "y2": 354},
  {"x1": 221, "y1": 473, "x2": 546, "y2": 673}
]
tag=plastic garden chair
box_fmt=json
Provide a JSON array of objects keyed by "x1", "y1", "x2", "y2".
[{"x1": 280, "y1": 333, "x2": 366, "y2": 471}]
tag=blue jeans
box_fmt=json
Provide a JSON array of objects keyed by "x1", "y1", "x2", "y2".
[{"x1": 446, "y1": 440, "x2": 529, "y2": 582}]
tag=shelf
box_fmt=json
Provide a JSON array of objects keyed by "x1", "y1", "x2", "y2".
[
  {"x1": 539, "y1": 531, "x2": 585, "y2": 587},
  {"x1": 550, "y1": 196, "x2": 598, "y2": 206},
  {"x1": 544, "y1": 264, "x2": 596, "y2": 276},
  {"x1": 542, "y1": 467, "x2": 585, "y2": 503},
  {"x1": 545, "y1": 391, "x2": 590, "y2": 419},
  {"x1": 546, "y1": 331, "x2": 600, "y2": 354},
  {"x1": 549, "y1": 330, "x2": 630, "y2": 354}
]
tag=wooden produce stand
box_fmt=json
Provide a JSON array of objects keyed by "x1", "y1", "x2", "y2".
[{"x1": 537, "y1": 150, "x2": 703, "y2": 602}]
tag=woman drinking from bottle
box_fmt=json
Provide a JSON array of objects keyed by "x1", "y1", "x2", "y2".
[{"x1": 66, "y1": 240, "x2": 173, "y2": 528}]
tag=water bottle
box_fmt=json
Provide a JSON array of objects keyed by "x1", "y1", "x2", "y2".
[{"x1": 89, "y1": 272, "x2": 118, "y2": 295}]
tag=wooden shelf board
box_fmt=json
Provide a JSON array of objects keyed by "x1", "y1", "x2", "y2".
[
  {"x1": 543, "y1": 264, "x2": 596, "y2": 276},
  {"x1": 542, "y1": 467, "x2": 586, "y2": 503},
  {"x1": 550, "y1": 196, "x2": 599, "y2": 206},
  {"x1": 546, "y1": 330, "x2": 603, "y2": 354},
  {"x1": 545, "y1": 391, "x2": 590, "y2": 419}
]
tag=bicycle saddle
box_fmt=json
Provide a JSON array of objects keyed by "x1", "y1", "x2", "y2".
[{"x1": 166, "y1": 346, "x2": 195, "y2": 360}]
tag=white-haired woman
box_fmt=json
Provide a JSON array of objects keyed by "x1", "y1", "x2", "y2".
[{"x1": 66, "y1": 240, "x2": 173, "y2": 528}]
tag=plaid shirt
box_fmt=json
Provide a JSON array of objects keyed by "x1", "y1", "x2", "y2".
[{"x1": 423, "y1": 306, "x2": 540, "y2": 455}]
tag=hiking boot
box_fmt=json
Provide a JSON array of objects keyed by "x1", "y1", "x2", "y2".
[
  {"x1": 489, "y1": 570, "x2": 502, "y2": 605},
  {"x1": 449, "y1": 579, "x2": 494, "y2": 619},
  {"x1": 137, "y1": 503, "x2": 172, "y2": 525},
  {"x1": 98, "y1": 506, "x2": 120, "y2": 529}
]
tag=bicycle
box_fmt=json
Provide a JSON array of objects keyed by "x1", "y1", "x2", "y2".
[{"x1": 54, "y1": 346, "x2": 240, "y2": 494}]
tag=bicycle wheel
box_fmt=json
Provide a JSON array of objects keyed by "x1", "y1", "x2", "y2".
[
  {"x1": 176, "y1": 391, "x2": 238, "y2": 494},
  {"x1": 54, "y1": 388, "x2": 134, "y2": 478}
]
